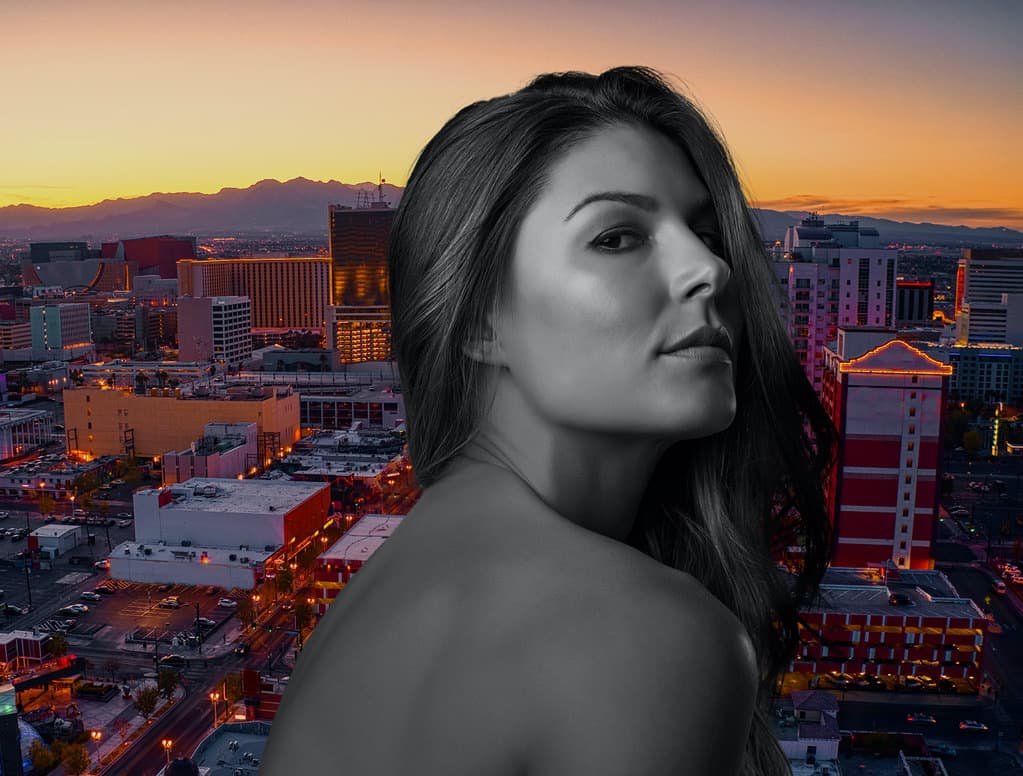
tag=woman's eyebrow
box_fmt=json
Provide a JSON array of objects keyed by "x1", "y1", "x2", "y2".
[
  {"x1": 563, "y1": 191, "x2": 659, "y2": 221},
  {"x1": 563, "y1": 191, "x2": 714, "y2": 222}
]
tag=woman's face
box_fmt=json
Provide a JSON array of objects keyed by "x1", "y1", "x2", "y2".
[{"x1": 491, "y1": 122, "x2": 743, "y2": 442}]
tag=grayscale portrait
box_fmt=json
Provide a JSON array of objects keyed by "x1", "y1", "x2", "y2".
[{"x1": 261, "y1": 65, "x2": 836, "y2": 776}]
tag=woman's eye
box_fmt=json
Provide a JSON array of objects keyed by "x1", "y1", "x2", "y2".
[{"x1": 590, "y1": 228, "x2": 647, "y2": 253}]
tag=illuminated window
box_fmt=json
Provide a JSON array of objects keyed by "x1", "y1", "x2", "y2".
[
  {"x1": 909, "y1": 407, "x2": 916, "y2": 417},
  {"x1": 907, "y1": 441, "x2": 914, "y2": 451},
  {"x1": 905, "y1": 475, "x2": 911, "y2": 484}
]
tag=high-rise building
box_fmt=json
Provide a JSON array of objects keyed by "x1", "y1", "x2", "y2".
[
  {"x1": 820, "y1": 327, "x2": 950, "y2": 570},
  {"x1": 177, "y1": 257, "x2": 330, "y2": 333},
  {"x1": 178, "y1": 296, "x2": 252, "y2": 366},
  {"x1": 29, "y1": 303, "x2": 93, "y2": 360},
  {"x1": 895, "y1": 280, "x2": 934, "y2": 325},
  {"x1": 328, "y1": 201, "x2": 395, "y2": 363},
  {"x1": 954, "y1": 248, "x2": 1023, "y2": 345},
  {"x1": 775, "y1": 214, "x2": 898, "y2": 394}
]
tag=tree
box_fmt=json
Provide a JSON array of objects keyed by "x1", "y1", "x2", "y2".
[
  {"x1": 224, "y1": 672, "x2": 244, "y2": 704},
  {"x1": 274, "y1": 568, "x2": 294, "y2": 596},
  {"x1": 48, "y1": 632, "x2": 69, "y2": 658},
  {"x1": 29, "y1": 739, "x2": 57, "y2": 771},
  {"x1": 134, "y1": 685, "x2": 160, "y2": 721},
  {"x1": 294, "y1": 599, "x2": 314, "y2": 632},
  {"x1": 963, "y1": 429, "x2": 983, "y2": 455},
  {"x1": 236, "y1": 596, "x2": 256, "y2": 628},
  {"x1": 37, "y1": 490, "x2": 55, "y2": 518},
  {"x1": 157, "y1": 668, "x2": 179, "y2": 699},
  {"x1": 61, "y1": 742, "x2": 90, "y2": 776},
  {"x1": 113, "y1": 717, "x2": 130, "y2": 743},
  {"x1": 102, "y1": 655, "x2": 120, "y2": 681}
]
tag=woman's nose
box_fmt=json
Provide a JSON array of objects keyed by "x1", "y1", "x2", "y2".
[{"x1": 666, "y1": 234, "x2": 731, "y2": 302}]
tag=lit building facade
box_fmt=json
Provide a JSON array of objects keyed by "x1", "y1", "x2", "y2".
[
  {"x1": 955, "y1": 248, "x2": 1023, "y2": 345},
  {"x1": 791, "y1": 567, "x2": 986, "y2": 687},
  {"x1": 896, "y1": 280, "x2": 934, "y2": 325},
  {"x1": 774, "y1": 214, "x2": 898, "y2": 393},
  {"x1": 177, "y1": 257, "x2": 331, "y2": 333},
  {"x1": 178, "y1": 296, "x2": 252, "y2": 366},
  {"x1": 918, "y1": 342, "x2": 1023, "y2": 404},
  {"x1": 63, "y1": 383, "x2": 299, "y2": 460},
  {"x1": 821, "y1": 328, "x2": 950, "y2": 570},
  {"x1": 328, "y1": 203, "x2": 395, "y2": 363},
  {"x1": 0, "y1": 409, "x2": 54, "y2": 462},
  {"x1": 29, "y1": 303, "x2": 93, "y2": 360},
  {"x1": 312, "y1": 514, "x2": 404, "y2": 615}
]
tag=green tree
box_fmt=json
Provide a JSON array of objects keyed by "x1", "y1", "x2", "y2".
[
  {"x1": 157, "y1": 668, "x2": 179, "y2": 699},
  {"x1": 37, "y1": 490, "x2": 55, "y2": 518},
  {"x1": 294, "y1": 599, "x2": 314, "y2": 632},
  {"x1": 224, "y1": 672, "x2": 244, "y2": 704},
  {"x1": 274, "y1": 568, "x2": 294, "y2": 596},
  {"x1": 48, "y1": 632, "x2": 69, "y2": 658},
  {"x1": 29, "y1": 739, "x2": 57, "y2": 771},
  {"x1": 61, "y1": 742, "x2": 90, "y2": 776},
  {"x1": 134, "y1": 685, "x2": 160, "y2": 721},
  {"x1": 963, "y1": 429, "x2": 983, "y2": 455}
]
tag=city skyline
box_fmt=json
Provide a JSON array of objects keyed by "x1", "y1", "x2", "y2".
[{"x1": 3, "y1": 0, "x2": 1021, "y2": 229}]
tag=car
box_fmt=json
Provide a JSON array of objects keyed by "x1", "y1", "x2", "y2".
[
  {"x1": 94, "y1": 559, "x2": 110, "y2": 570},
  {"x1": 854, "y1": 674, "x2": 886, "y2": 689},
  {"x1": 156, "y1": 583, "x2": 173, "y2": 592},
  {"x1": 56, "y1": 604, "x2": 88, "y2": 616},
  {"x1": 4, "y1": 604, "x2": 29, "y2": 616},
  {"x1": 958, "y1": 720, "x2": 989, "y2": 732},
  {"x1": 906, "y1": 713, "x2": 937, "y2": 724},
  {"x1": 992, "y1": 579, "x2": 1007, "y2": 594},
  {"x1": 938, "y1": 678, "x2": 958, "y2": 693},
  {"x1": 80, "y1": 591, "x2": 102, "y2": 602},
  {"x1": 217, "y1": 598, "x2": 238, "y2": 608},
  {"x1": 111, "y1": 479, "x2": 126, "y2": 486},
  {"x1": 903, "y1": 676, "x2": 934, "y2": 690},
  {"x1": 888, "y1": 592, "x2": 913, "y2": 606},
  {"x1": 95, "y1": 585, "x2": 117, "y2": 595},
  {"x1": 825, "y1": 672, "x2": 854, "y2": 687},
  {"x1": 204, "y1": 585, "x2": 219, "y2": 596},
  {"x1": 116, "y1": 512, "x2": 132, "y2": 519},
  {"x1": 280, "y1": 599, "x2": 294, "y2": 611},
  {"x1": 0, "y1": 511, "x2": 9, "y2": 520},
  {"x1": 157, "y1": 597, "x2": 182, "y2": 609},
  {"x1": 233, "y1": 642, "x2": 251, "y2": 656},
  {"x1": 196, "y1": 617, "x2": 217, "y2": 628},
  {"x1": 159, "y1": 654, "x2": 187, "y2": 668},
  {"x1": 928, "y1": 743, "x2": 957, "y2": 758}
]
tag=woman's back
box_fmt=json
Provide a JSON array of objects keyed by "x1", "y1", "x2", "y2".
[{"x1": 261, "y1": 467, "x2": 758, "y2": 775}]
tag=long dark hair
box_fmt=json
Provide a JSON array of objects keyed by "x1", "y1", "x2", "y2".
[{"x1": 388, "y1": 66, "x2": 836, "y2": 775}]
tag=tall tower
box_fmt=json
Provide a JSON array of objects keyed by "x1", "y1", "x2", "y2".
[
  {"x1": 821, "y1": 328, "x2": 950, "y2": 570},
  {"x1": 327, "y1": 177, "x2": 396, "y2": 363}
]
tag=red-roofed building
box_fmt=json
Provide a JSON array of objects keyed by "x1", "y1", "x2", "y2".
[
  {"x1": 821, "y1": 328, "x2": 951, "y2": 569},
  {"x1": 102, "y1": 236, "x2": 196, "y2": 280}
]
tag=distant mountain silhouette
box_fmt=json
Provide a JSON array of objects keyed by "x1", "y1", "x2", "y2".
[{"x1": 1, "y1": 177, "x2": 1021, "y2": 247}]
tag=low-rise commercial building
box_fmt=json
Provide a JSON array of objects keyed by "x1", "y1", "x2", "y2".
[
  {"x1": 109, "y1": 477, "x2": 331, "y2": 589},
  {"x1": 161, "y1": 422, "x2": 257, "y2": 485},
  {"x1": 312, "y1": 514, "x2": 404, "y2": 614},
  {"x1": 27, "y1": 524, "x2": 84, "y2": 558},
  {"x1": 0, "y1": 409, "x2": 53, "y2": 462}
]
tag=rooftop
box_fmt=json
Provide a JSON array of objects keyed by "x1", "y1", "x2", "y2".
[
  {"x1": 112, "y1": 541, "x2": 275, "y2": 566},
  {"x1": 30, "y1": 524, "x2": 81, "y2": 539},
  {"x1": 319, "y1": 514, "x2": 404, "y2": 563},
  {"x1": 190, "y1": 720, "x2": 270, "y2": 775},
  {"x1": 149, "y1": 477, "x2": 328, "y2": 515},
  {"x1": 807, "y1": 567, "x2": 984, "y2": 619}
]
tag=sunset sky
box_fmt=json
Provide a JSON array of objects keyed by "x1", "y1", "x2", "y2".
[{"x1": 3, "y1": 0, "x2": 1020, "y2": 228}]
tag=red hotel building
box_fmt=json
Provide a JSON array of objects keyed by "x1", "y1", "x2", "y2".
[{"x1": 821, "y1": 327, "x2": 951, "y2": 570}]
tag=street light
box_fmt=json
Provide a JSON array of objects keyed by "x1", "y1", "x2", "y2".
[
  {"x1": 209, "y1": 691, "x2": 220, "y2": 727},
  {"x1": 161, "y1": 738, "x2": 173, "y2": 765}
]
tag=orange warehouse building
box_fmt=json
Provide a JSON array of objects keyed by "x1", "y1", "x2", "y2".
[{"x1": 64, "y1": 383, "x2": 299, "y2": 461}]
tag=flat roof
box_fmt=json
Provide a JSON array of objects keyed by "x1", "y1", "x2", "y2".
[
  {"x1": 319, "y1": 514, "x2": 404, "y2": 563},
  {"x1": 285, "y1": 454, "x2": 394, "y2": 477},
  {"x1": 30, "y1": 524, "x2": 81, "y2": 539},
  {"x1": 0, "y1": 408, "x2": 50, "y2": 426},
  {"x1": 806, "y1": 567, "x2": 984, "y2": 619},
  {"x1": 191, "y1": 721, "x2": 270, "y2": 774},
  {"x1": 112, "y1": 541, "x2": 275, "y2": 565},
  {"x1": 147, "y1": 477, "x2": 327, "y2": 516}
]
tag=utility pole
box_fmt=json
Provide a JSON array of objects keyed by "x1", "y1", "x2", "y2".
[{"x1": 194, "y1": 603, "x2": 202, "y2": 655}]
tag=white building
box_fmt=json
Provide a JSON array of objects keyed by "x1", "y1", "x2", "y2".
[
  {"x1": 29, "y1": 524, "x2": 84, "y2": 558},
  {"x1": 956, "y1": 248, "x2": 1023, "y2": 345},
  {"x1": 108, "y1": 477, "x2": 331, "y2": 589},
  {"x1": 774, "y1": 214, "x2": 898, "y2": 394},
  {"x1": 178, "y1": 295, "x2": 252, "y2": 367},
  {"x1": 0, "y1": 409, "x2": 54, "y2": 462}
]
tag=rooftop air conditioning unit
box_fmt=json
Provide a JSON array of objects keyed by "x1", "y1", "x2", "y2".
[
  {"x1": 240, "y1": 556, "x2": 249, "y2": 564},
  {"x1": 144, "y1": 548, "x2": 152, "y2": 555},
  {"x1": 229, "y1": 554, "x2": 237, "y2": 561}
]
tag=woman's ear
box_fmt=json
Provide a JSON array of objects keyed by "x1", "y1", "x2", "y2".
[{"x1": 461, "y1": 315, "x2": 506, "y2": 366}]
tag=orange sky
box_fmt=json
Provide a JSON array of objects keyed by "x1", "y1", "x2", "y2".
[{"x1": 2, "y1": 0, "x2": 1021, "y2": 228}]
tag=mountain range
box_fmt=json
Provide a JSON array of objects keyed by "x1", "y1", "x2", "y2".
[{"x1": 2, "y1": 177, "x2": 1021, "y2": 248}]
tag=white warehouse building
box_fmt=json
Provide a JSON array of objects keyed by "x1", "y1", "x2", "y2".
[{"x1": 108, "y1": 477, "x2": 331, "y2": 589}]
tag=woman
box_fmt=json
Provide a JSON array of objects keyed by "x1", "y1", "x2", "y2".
[{"x1": 262, "y1": 66, "x2": 835, "y2": 775}]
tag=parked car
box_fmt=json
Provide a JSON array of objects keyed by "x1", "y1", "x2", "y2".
[
  {"x1": 217, "y1": 598, "x2": 238, "y2": 608},
  {"x1": 157, "y1": 597, "x2": 182, "y2": 609},
  {"x1": 958, "y1": 720, "x2": 989, "y2": 732},
  {"x1": 94, "y1": 559, "x2": 110, "y2": 570},
  {"x1": 80, "y1": 591, "x2": 102, "y2": 602},
  {"x1": 157, "y1": 583, "x2": 173, "y2": 592},
  {"x1": 116, "y1": 512, "x2": 132, "y2": 519},
  {"x1": 111, "y1": 479, "x2": 126, "y2": 486},
  {"x1": 204, "y1": 585, "x2": 219, "y2": 596},
  {"x1": 4, "y1": 603, "x2": 29, "y2": 616},
  {"x1": 928, "y1": 742, "x2": 957, "y2": 758},
  {"x1": 95, "y1": 585, "x2": 117, "y2": 595},
  {"x1": 159, "y1": 654, "x2": 187, "y2": 668},
  {"x1": 0, "y1": 511, "x2": 9, "y2": 520},
  {"x1": 57, "y1": 604, "x2": 88, "y2": 616},
  {"x1": 903, "y1": 676, "x2": 934, "y2": 690},
  {"x1": 888, "y1": 592, "x2": 913, "y2": 606},
  {"x1": 195, "y1": 617, "x2": 217, "y2": 629},
  {"x1": 906, "y1": 713, "x2": 937, "y2": 724}
]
